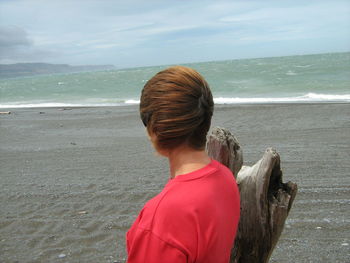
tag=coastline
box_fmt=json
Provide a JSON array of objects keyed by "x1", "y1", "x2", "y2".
[
  {"x1": 1, "y1": 103, "x2": 349, "y2": 262},
  {"x1": 1, "y1": 99, "x2": 350, "y2": 110}
]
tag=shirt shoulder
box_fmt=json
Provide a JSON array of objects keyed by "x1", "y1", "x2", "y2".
[{"x1": 140, "y1": 159, "x2": 238, "y2": 226}]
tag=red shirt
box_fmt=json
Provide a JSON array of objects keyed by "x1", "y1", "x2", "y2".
[{"x1": 126, "y1": 159, "x2": 240, "y2": 263}]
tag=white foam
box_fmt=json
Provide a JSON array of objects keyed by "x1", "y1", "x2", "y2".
[
  {"x1": 214, "y1": 93, "x2": 350, "y2": 104},
  {"x1": 1, "y1": 93, "x2": 349, "y2": 108},
  {"x1": 0, "y1": 102, "x2": 121, "y2": 108},
  {"x1": 286, "y1": 70, "x2": 297, "y2": 76},
  {"x1": 125, "y1": 99, "x2": 140, "y2": 104},
  {"x1": 0, "y1": 102, "x2": 84, "y2": 108},
  {"x1": 303, "y1": 93, "x2": 350, "y2": 100},
  {"x1": 294, "y1": 65, "x2": 312, "y2": 68}
]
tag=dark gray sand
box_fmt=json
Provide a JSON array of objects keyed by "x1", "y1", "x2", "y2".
[{"x1": 0, "y1": 103, "x2": 349, "y2": 263}]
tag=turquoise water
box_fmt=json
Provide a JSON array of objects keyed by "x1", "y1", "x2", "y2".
[{"x1": 0, "y1": 52, "x2": 349, "y2": 108}]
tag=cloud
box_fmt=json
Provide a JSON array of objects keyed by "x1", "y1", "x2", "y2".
[
  {"x1": 0, "y1": 25, "x2": 57, "y2": 63},
  {"x1": 0, "y1": 0, "x2": 349, "y2": 66},
  {"x1": 0, "y1": 25, "x2": 32, "y2": 48}
]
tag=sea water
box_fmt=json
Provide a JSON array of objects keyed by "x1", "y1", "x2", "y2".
[{"x1": 0, "y1": 52, "x2": 349, "y2": 108}]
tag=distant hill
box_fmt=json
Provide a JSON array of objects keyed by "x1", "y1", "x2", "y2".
[{"x1": 0, "y1": 63, "x2": 116, "y2": 78}]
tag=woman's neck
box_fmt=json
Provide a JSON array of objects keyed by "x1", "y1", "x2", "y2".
[{"x1": 167, "y1": 145, "x2": 211, "y2": 179}]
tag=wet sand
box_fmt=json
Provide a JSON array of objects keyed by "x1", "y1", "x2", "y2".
[{"x1": 0, "y1": 103, "x2": 349, "y2": 262}]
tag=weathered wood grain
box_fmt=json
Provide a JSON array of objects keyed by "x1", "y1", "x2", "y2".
[{"x1": 206, "y1": 127, "x2": 297, "y2": 263}]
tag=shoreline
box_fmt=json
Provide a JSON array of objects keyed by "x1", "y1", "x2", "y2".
[
  {"x1": 1, "y1": 101, "x2": 350, "y2": 111},
  {"x1": 1, "y1": 103, "x2": 349, "y2": 262}
]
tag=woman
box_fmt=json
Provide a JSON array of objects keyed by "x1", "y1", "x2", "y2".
[{"x1": 126, "y1": 66, "x2": 240, "y2": 263}]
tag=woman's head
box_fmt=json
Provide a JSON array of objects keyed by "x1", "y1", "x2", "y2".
[{"x1": 140, "y1": 66, "x2": 214, "y2": 152}]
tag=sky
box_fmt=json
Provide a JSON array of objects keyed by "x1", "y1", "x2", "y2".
[{"x1": 0, "y1": 0, "x2": 349, "y2": 68}]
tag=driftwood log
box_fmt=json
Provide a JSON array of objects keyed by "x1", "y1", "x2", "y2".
[{"x1": 206, "y1": 127, "x2": 297, "y2": 263}]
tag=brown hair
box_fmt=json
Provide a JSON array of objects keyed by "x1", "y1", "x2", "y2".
[{"x1": 140, "y1": 66, "x2": 214, "y2": 151}]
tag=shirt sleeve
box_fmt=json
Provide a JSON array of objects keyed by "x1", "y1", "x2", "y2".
[{"x1": 127, "y1": 227, "x2": 188, "y2": 263}]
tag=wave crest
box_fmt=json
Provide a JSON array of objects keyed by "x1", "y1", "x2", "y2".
[
  {"x1": 1, "y1": 93, "x2": 349, "y2": 108},
  {"x1": 214, "y1": 93, "x2": 350, "y2": 104}
]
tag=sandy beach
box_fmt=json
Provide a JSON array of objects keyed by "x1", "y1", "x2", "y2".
[{"x1": 0, "y1": 103, "x2": 349, "y2": 263}]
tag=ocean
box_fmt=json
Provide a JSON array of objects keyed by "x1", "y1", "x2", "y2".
[{"x1": 0, "y1": 52, "x2": 349, "y2": 108}]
